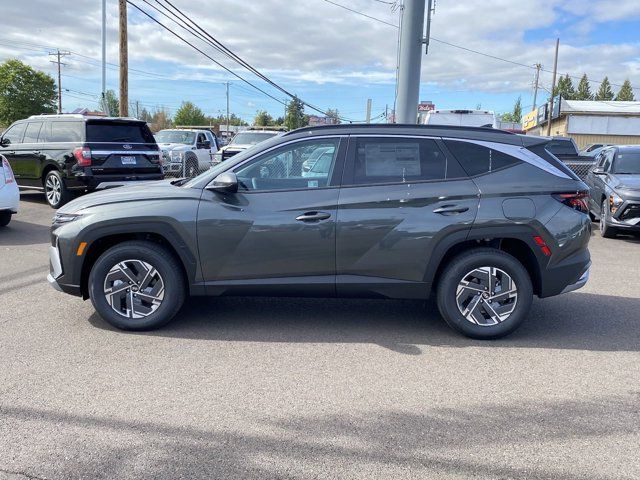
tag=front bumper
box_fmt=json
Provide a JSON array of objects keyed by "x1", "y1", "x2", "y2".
[
  {"x1": 48, "y1": 241, "x2": 81, "y2": 296},
  {"x1": 610, "y1": 200, "x2": 640, "y2": 230}
]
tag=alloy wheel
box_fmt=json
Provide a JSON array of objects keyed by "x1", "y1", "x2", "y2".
[
  {"x1": 45, "y1": 174, "x2": 61, "y2": 206},
  {"x1": 103, "y1": 259, "x2": 165, "y2": 319},
  {"x1": 455, "y1": 266, "x2": 518, "y2": 326}
]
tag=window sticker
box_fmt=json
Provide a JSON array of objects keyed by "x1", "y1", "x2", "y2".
[{"x1": 364, "y1": 143, "x2": 421, "y2": 176}]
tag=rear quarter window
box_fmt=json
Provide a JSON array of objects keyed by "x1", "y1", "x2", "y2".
[
  {"x1": 86, "y1": 122, "x2": 155, "y2": 143},
  {"x1": 48, "y1": 122, "x2": 84, "y2": 142},
  {"x1": 444, "y1": 140, "x2": 519, "y2": 177}
]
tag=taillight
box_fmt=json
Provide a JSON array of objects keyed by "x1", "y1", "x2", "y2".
[
  {"x1": 73, "y1": 146, "x2": 92, "y2": 167},
  {"x1": 553, "y1": 191, "x2": 589, "y2": 214},
  {"x1": 2, "y1": 157, "x2": 14, "y2": 183},
  {"x1": 533, "y1": 235, "x2": 552, "y2": 257}
]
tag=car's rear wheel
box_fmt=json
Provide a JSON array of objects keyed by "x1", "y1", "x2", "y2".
[
  {"x1": 88, "y1": 241, "x2": 186, "y2": 330},
  {"x1": 600, "y1": 199, "x2": 617, "y2": 238},
  {"x1": 436, "y1": 248, "x2": 533, "y2": 339},
  {"x1": 0, "y1": 211, "x2": 11, "y2": 227},
  {"x1": 44, "y1": 170, "x2": 71, "y2": 209}
]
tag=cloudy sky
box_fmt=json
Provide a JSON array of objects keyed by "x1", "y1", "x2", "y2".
[{"x1": 1, "y1": 0, "x2": 640, "y2": 122}]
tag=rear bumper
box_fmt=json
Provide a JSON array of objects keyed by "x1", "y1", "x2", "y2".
[
  {"x1": 539, "y1": 248, "x2": 591, "y2": 298},
  {"x1": 68, "y1": 172, "x2": 164, "y2": 190}
]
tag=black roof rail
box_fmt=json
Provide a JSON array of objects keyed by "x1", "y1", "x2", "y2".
[{"x1": 284, "y1": 123, "x2": 516, "y2": 136}]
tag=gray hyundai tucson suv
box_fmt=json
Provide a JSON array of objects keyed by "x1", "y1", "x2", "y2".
[{"x1": 48, "y1": 125, "x2": 591, "y2": 339}]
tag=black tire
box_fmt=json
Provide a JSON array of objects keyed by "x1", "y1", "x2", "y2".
[
  {"x1": 43, "y1": 169, "x2": 72, "y2": 209},
  {"x1": 185, "y1": 154, "x2": 198, "y2": 178},
  {"x1": 0, "y1": 211, "x2": 11, "y2": 227},
  {"x1": 436, "y1": 248, "x2": 533, "y2": 340},
  {"x1": 600, "y1": 199, "x2": 617, "y2": 238},
  {"x1": 88, "y1": 241, "x2": 186, "y2": 330}
]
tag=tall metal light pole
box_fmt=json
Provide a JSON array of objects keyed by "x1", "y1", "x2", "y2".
[
  {"x1": 532, "y1": 63, "x2": 541, "y2": 111},
  {"x1": 546, "y1": 38, "x2": 559, "y2": 136},
  {"x1": 101, "y1": 0, "x2": 107, "y2": 113},
  {"x1": 119, "y1": 0, "x2": 129, "y2": 117},
  {"x1": 395, "y1": 0, "x2": 426, "y2": 124},
  {"x1": 225, "y1": 81, "x2": 230, "y2": 133}
]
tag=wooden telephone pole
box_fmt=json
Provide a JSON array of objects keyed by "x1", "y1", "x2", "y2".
[
  {"x1": 49, "y1": 50, "x2": 70, "y2": 114},
  {"x1": 119, "y1": 0, "x2": 129, "y2": 117}
]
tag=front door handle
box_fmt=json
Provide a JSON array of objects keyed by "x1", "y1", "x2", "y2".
[
  {"x1": 33, "y1": 150, "x2": 41, "y2": 154},
  {"x1": 433, "y1": 204, "x2": 470, "y2": 215},
  {"x1": 296, "y1": 211, "x2": 331, "y2": 222}
]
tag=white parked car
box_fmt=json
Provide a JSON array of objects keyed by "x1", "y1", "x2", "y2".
[
  {"x1": 0, "y1": 154, "x2": 19, "y2": 227},
  {"x1": 420, "y1": 109, "x2": 497, "y2": 128},
  {"x1": 155, "y1": 129, "x2": 219, "y2": 177},
  {"x1": 213, "y1": 128, "x2": 285, "y2": 164}
]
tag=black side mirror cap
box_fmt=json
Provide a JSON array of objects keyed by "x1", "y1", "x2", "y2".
[
  {"x1": 0, "y1": 137, "x2": 9, "y2": 147},
  {"x1": 208, "y1": 171, "x2": 238, "y2": 193}
]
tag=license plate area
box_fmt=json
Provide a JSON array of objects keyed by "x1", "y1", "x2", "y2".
[{"x1": 121, "y1": 155, "x2": 137, "y2": 165}]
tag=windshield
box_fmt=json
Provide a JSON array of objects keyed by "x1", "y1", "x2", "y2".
[
  {"x1": 155, "y1": 130, "x2": 196, "y2": 145},
  {"x1": 613, "y1": 152, "x2": 640, "y2": 174},
  {"x1": 230, "y1": 131, "x2": 277, "y2": 145},
  {"x1": 182, "y1": 134, "x2": 285, "y2": 188},
  {"x1": 546, "y1": 140, "x2": 577, "y2": 156}
]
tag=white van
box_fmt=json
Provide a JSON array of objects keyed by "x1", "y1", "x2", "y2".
[{"x1": 421, "y1": 109, "x2": 497, "y2": 128}]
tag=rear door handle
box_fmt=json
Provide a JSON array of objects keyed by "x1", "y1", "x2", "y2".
[
  {"x1": 295, "y1": 211, "x2": 331, "y2": 222},
  {"x1": 33, "y1": 150, "x2": 41, "y2": 154},
  {"x1": 433, "y1": 204, "x2": 470, "y2": 215}
]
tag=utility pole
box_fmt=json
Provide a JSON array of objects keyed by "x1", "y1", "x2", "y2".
[
  {"x1": 135, "y1": 100, "x2": 140, "y2": 119},
  {"x1": 101, "y1": 0, "x2": 107, "y2": 112},
  {"x1": 546, "y1": 38, "x2": 559, "y2": 136},
  {"x1": 532, "y1": 63, "x2": 541, "y2": 111},
  {"x1": 49, "y1": 49, "x2": 70, "y2": 114},
  {"x1": 395, "y1": 0, "x2": 427, "y2": 123},
  {"x1": 385, "y1": 104, "x2": 388, "y2": 123},
  {"x1": 366, "y1": 98, "x2": 372, "y2": 123},
  {"x1": 119, "y1": 0, "x2": 129, "y2": 117},
  {"x1": 225, "y1": 82, "x2": 230, "y2": 133}
]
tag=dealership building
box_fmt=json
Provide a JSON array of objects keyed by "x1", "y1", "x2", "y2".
[{"x1": 523, "y1": 99, "x2": 640, "y2": 149}]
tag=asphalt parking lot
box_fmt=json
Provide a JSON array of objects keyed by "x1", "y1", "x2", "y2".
[{"x1": 1, "y1": 193, "x2": 639, "y2": 480}]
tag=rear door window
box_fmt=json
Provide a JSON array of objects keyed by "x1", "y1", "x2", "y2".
[
  {"x1": 345, "y1": 137, "x2": 463, "y2": 185},
  {"x1": 22, "y1": 122, "x2": 43, "y2": 143},
  {"x1": 86, "y1": 122, "x2": 155, "y2": 143},
  {"x1": 49, "y1": 122, "x2": 84, "y2": 142},
  {"x1": 443, "y1": 140, "x2": 519, "y2": 177},
  {"x1": 2, "y1": 123, "x2": 26, "y2": 145}
]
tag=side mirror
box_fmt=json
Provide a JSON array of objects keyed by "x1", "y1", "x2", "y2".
[
  {"x1": 592, "y1": 167, "x2": 605, "y2": 175},
  {"x1": 0, "y1": 137, "x2": 9, "y2": 147},
  {"x1": 209, "y1": 171, "x2": 238, "y2": 193}
]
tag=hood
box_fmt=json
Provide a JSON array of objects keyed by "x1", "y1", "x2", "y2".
[
  {"x1": 610, "y1": 174, "x2": 640, "y2": 193},
  {"x1": 57, "y1": 180, "x2": 197, "y2": 214},
  {"x1": 221, "y1": 144, "x2": 251, "y2": 152},
  {"x1": 158, "y1": 143, "x2": 190, "y2": 152}
]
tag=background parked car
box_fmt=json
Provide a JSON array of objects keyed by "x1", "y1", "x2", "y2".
[
  {"x1": 213, "y1": 127, "x2": 285, "y2": 164},
  {"x1": 580, "y1": 143, "x2": 613, "y2": 155},
  {"x1": 0, "y1": 114, "x2": 163, "y2": 208},
  {"x1": 155, "y1": 128, "x2": 219, "y2": 177},
  {"x1": 539, "y1": 136, "x2": 595, "y2": 180},
  {"x1": 585, "y1": 145, "x2": 640, "y2": 238},
  {"x1": 0, "y1": 154, "x2": 19, "y2": 226}
]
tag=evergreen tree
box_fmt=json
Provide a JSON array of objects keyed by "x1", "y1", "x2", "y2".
[
  {"x1": 615, "y1": 79, "x2": 635, "y2": 101},
  {"x1": 173, "y1": 101, "x2": 206, "y2": 125},
  {"x1": 284, "y1": 97, "x2": 307, "y2": 130},
  {"x1": 102, "y1": 90, "x2": 119, "y2": 116},
  {"x1": 575, "y1": 74, "x2": 593, "y2": 100},
  {"x1": 500, "y1": 96, "x2": 523, "y2": 123},
  {"x1": 253, "y1": 110, "x2": 274, "y2": 126},
  {"x1": 595, "y1": 77, "x2": 614, "y2": 101},
  {"x1": 554, "y1": 74, "x2": 575, "y2": 100}
]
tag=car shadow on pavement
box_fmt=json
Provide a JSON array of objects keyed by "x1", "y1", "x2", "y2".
[
  {"x1": 0, "y1": 392, "x2": 637, "y2": 480},
  {"x1": 87, "y1": 291, "x2": 640, "y2": 354},
  {"x1": 0, "y1": 219, "x2": 51, "y2": 246}
]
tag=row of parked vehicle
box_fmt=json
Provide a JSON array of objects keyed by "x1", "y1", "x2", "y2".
[{"x1": 0, "y1": 114, "x2": 283, "y2": 220}]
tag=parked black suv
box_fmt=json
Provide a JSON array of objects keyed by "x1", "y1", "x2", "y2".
[
  {"x1": 0, "y1": 115, "x2": 163, "y2": 208},
  {"x1": 48, "y1": 124, "x2": 591, "y2": 339},
  {"x1": 585, "y1": 145, "x2": 640, "y2": 238}
]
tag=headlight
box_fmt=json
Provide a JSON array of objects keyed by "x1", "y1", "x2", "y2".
[
  {"x1": 52, "y1": 213, "x2": 81, "y2": 225},
  {"x1": 170, "y1": 151, "x2": 184, "y2": 162},
  {"x1": 609, "y1": 193, "x2": 623, "y2": 214}
]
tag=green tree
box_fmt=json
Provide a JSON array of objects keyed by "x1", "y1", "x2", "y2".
[
  {"x1": 253, "y1": 110, "x2": 274, "y2": 126},
  {"x1": 284, "y1": 97, "x2": 307, "y2": 131},
  {"x1": 274, "y1": 116, "x2": 285, "y2": 126},
  {"x1": 101, "y1": 89, "x2": 119, "y2": 116},
  {"x1": 174, "y1": 101, "x2": 207, "y2": 125},
  {"x1": 0, "y1": 59, "x2": 56, "y2": 125},
  {"x1": 595, "y1": 77, "x2": 614, "y2": 101},
  {"x1": 501, "y1": 96, "x2": 523, "y2": 123},
  {"x1": 139, "y1": 107, "x2": 153, "y2": 123},
  {"x1": 325, "y1": 108, "x2": 341, "y2": 124},
  {"x1": 554, "y1": 74, "x2": 576, "y2": 100},
  {"x1": 206, "y1": 113, "x2": 247, "y2": 126},
  {"x1": 575, "y1": 74, "x2": 593, "y2": 100},
  {"x1": 615, "y1": 79, "x2": 635, "y2": 101}
]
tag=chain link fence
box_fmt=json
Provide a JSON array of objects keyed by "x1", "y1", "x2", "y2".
[{"x1": 562, "y1": 160, "x2": 595, "y2": 180}]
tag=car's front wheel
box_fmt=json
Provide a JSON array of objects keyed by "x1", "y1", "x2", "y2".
[
  {"x1": 436, "y1": 248, "x2": 533, "y2": 339},
  {"x1": 600, "y1": 199, "x2": 617, "y2": 238},
  {"x1": 88, "y1": 241, "x2": 186, "y2": 330}
]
